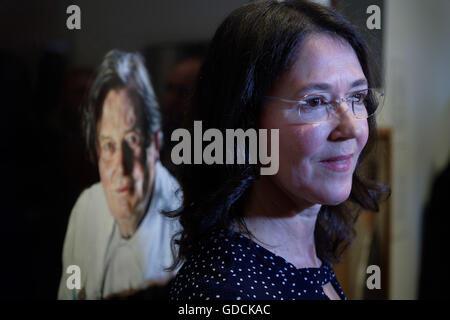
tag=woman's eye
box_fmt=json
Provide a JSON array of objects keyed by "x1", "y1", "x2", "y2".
[
  {"x1": 304, "y1": 96, "x2": 326, "y2": 107},
  {"x1": 351, "y1": 92, "x2": 367, "y2": 103}
]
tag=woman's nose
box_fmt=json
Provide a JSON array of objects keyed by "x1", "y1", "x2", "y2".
[{"x1": 329, "y1": 101, "x2": 363, "y2": 141}]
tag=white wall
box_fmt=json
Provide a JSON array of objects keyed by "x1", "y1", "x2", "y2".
[{"x1": 382, "y1": 0, "x2": 450, "y2": 299}]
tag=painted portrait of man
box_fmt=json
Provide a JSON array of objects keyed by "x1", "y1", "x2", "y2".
[{"x1": 58, "y1": 50, "x2": 181, "y2": 300}]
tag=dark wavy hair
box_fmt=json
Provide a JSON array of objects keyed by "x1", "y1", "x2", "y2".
[
  {"x1": 83, "y1": 49, "x2": 161, "y2": 163},
  {"x1": 167, "y1": 0, "x2": 389, "y2": 270}
]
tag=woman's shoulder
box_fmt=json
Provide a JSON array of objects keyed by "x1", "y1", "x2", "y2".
[
  {"x1": 169, "y1": 229, "x2": 258, "y2": 300},
  {"x1": 169, "y1": 268, "x2": 241, "y2": 300}
]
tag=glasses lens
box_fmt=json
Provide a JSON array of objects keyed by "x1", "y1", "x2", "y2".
[
  {"x1": 298, "y1": 95, "x2": 329, "y2": 123},
  {"x1": 350, "y1": 88, "x2": 385, "y2": 119},
  {"x1": 264, "y1": 88, "x2": 385, "y2": 124},
  {"x1": 365, "y1": 88, "x2": 385, "y2": 118}
]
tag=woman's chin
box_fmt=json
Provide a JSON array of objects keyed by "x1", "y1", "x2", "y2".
[{"x1": 316, "y1": 185, "x2": 352, "y2": 206}]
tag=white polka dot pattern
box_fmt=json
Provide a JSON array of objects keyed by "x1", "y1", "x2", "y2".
[{"x1": 169, "y1": 229, "x2": 347, "y2": 300}]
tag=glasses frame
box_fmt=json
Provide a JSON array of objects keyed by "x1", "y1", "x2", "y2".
[{"x1": 264, "y1": 88, "x2": 384, "y2": 124}]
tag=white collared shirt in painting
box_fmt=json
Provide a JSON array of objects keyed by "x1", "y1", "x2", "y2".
[{"x1": 58, "y1": 161, "x2": 181, "y2": 300}]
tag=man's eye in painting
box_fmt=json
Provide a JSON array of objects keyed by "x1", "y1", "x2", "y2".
[
  {"x1": 101, "y1": 141, "x2": 115, "y2": 159},
  {"x1": 125, "y1": 133, "x2": 141, "y2": 147}
]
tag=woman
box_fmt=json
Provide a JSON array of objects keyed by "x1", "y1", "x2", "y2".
[{"x1": 168, "y1": 0, "x2": 387, "y2": 300}]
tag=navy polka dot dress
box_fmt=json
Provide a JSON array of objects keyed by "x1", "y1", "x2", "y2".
[{"x1": 170, "y1": 229, "x2": 346, "y2": 300}]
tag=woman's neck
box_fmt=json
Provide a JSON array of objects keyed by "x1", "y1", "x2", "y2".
[{"x1": 240, "y1": 176, "x2": 323, "y2": 269}]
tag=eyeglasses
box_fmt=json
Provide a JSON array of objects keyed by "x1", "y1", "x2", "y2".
[{"x1": 264, "y1": 88, "x2": 384, "y2": 124}]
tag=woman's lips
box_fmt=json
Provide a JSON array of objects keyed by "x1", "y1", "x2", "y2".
[
  {"x1": 320, "y1": 154, "x2": 353, "y2": 172},
  {"x1": 116, "y1": 185, "x2": 131, "y2": 193}
]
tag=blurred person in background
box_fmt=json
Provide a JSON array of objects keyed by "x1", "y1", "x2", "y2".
[
  {"x1": 419, "y1": 158, "x2": 450, "y2": 299},
  {"x1": 159, "y1": 56, "x2": 203, "y2": 176}
]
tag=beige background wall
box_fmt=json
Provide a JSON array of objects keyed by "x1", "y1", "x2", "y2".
[{"x1": 381, "y1": 0, "x2": 450, "y2": 299}]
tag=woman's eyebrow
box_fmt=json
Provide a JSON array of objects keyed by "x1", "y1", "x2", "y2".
[
  {"x1": 298, "y1": 82, "x2": 331, "y2": 94},
  {"x1": 350, "y1": 78, "x2": 368, "y2": 88},
  {"x1": 297, "y1": 78, "x2": 368, "y2": 95}
]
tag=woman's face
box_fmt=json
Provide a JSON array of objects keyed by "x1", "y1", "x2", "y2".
[{"x1": 260, "y1": 34, "x2": 369, "y2": 208}]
